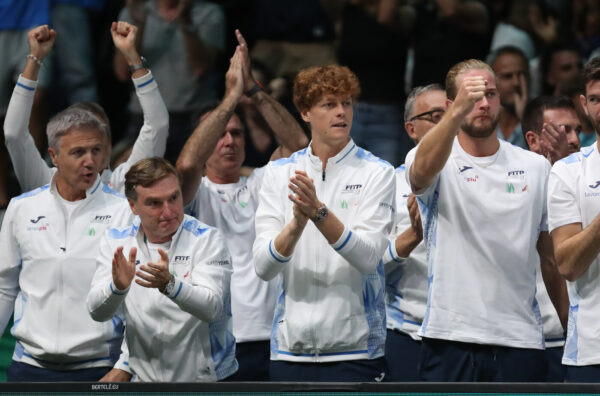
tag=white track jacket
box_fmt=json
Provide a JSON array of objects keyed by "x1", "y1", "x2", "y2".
[
  {"x1": 87, "y1": 215, "x2": 238, "y2": 381},
  {"x1": 0, "y1": 176, "x2": 132, "y2": 369},
  {"x1": 253, "y1": 140, "x2": 396, "y2": 363}
]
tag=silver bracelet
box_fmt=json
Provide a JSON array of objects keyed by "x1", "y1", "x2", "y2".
[{"x1": 27, "y1": 54, "x2": 43, "y2": 66}]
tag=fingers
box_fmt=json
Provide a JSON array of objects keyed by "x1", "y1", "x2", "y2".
[
  {"x1": 128, "y1": 247, "x2": 138, "y2": 266},
  {"x1": 235, "y1": 29, "x2": 248, "y2": 47}
]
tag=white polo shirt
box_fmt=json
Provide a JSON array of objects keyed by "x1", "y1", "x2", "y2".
[
  {"x1": 405, "y1": 138, "x2": 549, "y2": 349},
  {"x1": 548, "y1": 143, "x2": 600, "y2": 365}
]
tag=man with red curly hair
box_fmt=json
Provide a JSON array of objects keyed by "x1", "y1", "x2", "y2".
[{"x1": 253, "y1": 65, "x2": 396, "y2": 381}]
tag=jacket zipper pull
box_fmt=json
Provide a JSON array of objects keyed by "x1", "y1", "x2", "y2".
[{"x1": 322, "y1": 170, "x2": 325, "y2": 182}]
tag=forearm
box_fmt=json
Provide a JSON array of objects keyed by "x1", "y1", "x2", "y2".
[
  {"x1": 251, "y1": 91, "x2": 308, "y2": 155},
  {"x1": 127, "y1": 71, "x2": 169, "y2": 160},
  {"x1": 410, "y1": 105, "x2": 462, "y2": 191},
  {"x1": 393, "y1": 227, "x2": 422, "y2": 260},
  {"x1": 4, "y1": 76, "x2": 53, "y2": 191},
  {"x1": 177, "y1": 93, "x2": 238, "y2": 205},
  {"x1": 87, "y1": 281, "x2": 128, "y2": 322},
  {"x1": 554, "y1": 219, "x2": 600, "y2": 281},
  {"x1": 164, "y1": 276, "x2": 223, "y2": 322}
]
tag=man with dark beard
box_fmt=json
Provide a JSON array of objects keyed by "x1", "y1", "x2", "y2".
[
  {"x1": 405, "y1": 59, "x2": 567, "y2": 382},
  {"x1": 490, "y1": 46, "x2": 529, "y2": 149}
]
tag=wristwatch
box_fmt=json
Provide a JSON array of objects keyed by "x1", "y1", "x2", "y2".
[
  {"x1": 161, "y1": 275, "x2": 176, "y2": 296},
  {"x1": 312, "y1": 204, "x2": 329, "y2": 223},
  {"x1": 128, "y1": 56, "x2": 147, "y2": 73}
]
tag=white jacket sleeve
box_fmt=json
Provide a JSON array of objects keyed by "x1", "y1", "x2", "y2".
[
  {"x1": 110, "y1": 71, "x2": 169, "y2": 193},
  {"x1": 329, "y1": 165, "x2": 396, "y2": 275},
  {"x1": 166, "y1": 229, "x2": 232, "y2": 323},
  {"x1": 0, "y1": 200, "x2": 23, "y2": 333},
  {"x1": 253, "y1": 164, "x2": 291, "y2": 281},
  {"x1": 3, "y1": 76, "x2": 54, "y2": 191},
  {"x1": 87, "y1": 233, "x2": 129, "y2": 322}
]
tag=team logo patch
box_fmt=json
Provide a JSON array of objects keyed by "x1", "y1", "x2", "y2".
[
  {"x1": 342, "y1": 184, "x2": 362, "y2": 194},
  {"x1": 91, "y1": 215, "x2": 112, "y2": 224},
  {"x1": 458, "y1": 166, "x2": 473, "y2": 173},
  {"x1": 173, "y1": 256, "x2": 191, "y2": 264},
  {"x1": 589, "y1": 181, "x2": 600, "y2": 189},
  {"x1": 30, "y1": 216, "x2": 45, "y2": 224}
]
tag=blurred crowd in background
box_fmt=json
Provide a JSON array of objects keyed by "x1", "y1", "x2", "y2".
[{"x1": 1, "y1": 0, "x2": 599, "y2": 212}]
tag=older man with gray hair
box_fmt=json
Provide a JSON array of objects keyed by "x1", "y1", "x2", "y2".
[{"x1": 0, "y1": 94, "x2": 132, "y2": 380}]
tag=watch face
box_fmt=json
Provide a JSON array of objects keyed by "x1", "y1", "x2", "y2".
[{"x1": 316, "y1": 206, "x2": 328, "y2": 221}]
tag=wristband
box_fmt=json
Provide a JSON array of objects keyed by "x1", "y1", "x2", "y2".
[
  {"x1": 27, "y1": 54, "x2": 43, "y2": 66},
  {"x1": 244, "y1": 82, "x2": 263, "y2": 97}
]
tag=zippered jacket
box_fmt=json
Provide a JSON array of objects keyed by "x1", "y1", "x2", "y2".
[
  {"x1": 0, "y1": 176, "x2": 132, "y2": 369},
  {"x1": 87, "y1": 215, "x2": 238, "y2": 381},
  {"x1": 253, "y1": 140, "x2": 396, "y2": 363}
]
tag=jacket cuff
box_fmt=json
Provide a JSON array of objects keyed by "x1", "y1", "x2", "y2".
[
  {"x1": 132, "y1": 70, "x2": 156, "y2": 94},
  {"x1": 268, "y1": 240, "x2": 291, "y2": 263},
  {"x1": 16, "y1": 75, "x2": 37, "y2": 93}
]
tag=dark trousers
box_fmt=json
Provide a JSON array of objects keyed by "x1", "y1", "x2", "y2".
[
  {"x1": 7, "y1": 360, "x2": 111, "y2": 382},
  {"x1": 419, "y1": 337, "x2": 547, "y2": 382},
  {"x1": 385, "y1": 329, "x2": 422, "y2": 381},
  {"x1": 566, "y1": 364, "x2": 600, "y2": 383},
  {"x1": 225, "y1": 340, "x2": 270, "y2": 381},
  {"x1": 270, "y1": 357, "x2": 388, "y2": 382},
  {"x1": 545, "y1": 346, "x2": 566, "y2": 382}
]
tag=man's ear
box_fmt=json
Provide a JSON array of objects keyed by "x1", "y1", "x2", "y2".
[
  {"x1": 300, "y1": 109, "x2": 311, "y2": 123},
  {"x1": 48, "y1": 147, "x2": 58, "y2": 167},
  {"x1": 405, "y1": 121, "x2": 418, "y2": 142},
  {"x1": 128, "y1": 198, "x2": 138, "y2": 216},
  {"x1": 580, "y1": 94, "x2": 590, "y2": 117},
  {"x1": 524, "y1": 130, "x2": 540, "y2": 153}
]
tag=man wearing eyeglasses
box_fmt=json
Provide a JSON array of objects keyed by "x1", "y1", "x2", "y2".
[{"x1": 381, "y1": 84, "x2": 446, "y2": 381}]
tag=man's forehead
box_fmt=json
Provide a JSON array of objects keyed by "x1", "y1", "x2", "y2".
[
  {"x1": 317, "y1": 93, "x2": 352, "y2": 102},
  {"x1": 415, "y1": 90, "x2": 446, "y2": 110},
  {"x1": 543, "y1": 107, "x2": 579, "y2": 123},
  {"x1": 493, "y1": 53, "x2": 527, "y2": 71},
  {"x1": 586, "y1": 80, "x2": 600, "y2": 96}
]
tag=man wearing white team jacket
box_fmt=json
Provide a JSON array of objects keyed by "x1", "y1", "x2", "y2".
[
  {"x1": 253, "y1": 65, "x2": 395, "y2": 381},
  {"x1": 87, "y1": 158, "x2": 237, "y2": 382}
]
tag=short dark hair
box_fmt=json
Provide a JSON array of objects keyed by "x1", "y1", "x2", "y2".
[
  {"x1": 583, "y1": 56, "x2": 600, "y2": 90},
  {"x1": 124, "y1": 157, "x2": 180, "y2": 201},
  {"x1": 488, "y1": 46, "x2": 529, "y2": 69},
  {"x1": 521, "y1": 95, "x2": 576, "y2": 140}
]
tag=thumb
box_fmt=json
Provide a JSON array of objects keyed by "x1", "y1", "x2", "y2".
[{"x1": 158, "y1": 248, "x2": 169, "y2": 264}]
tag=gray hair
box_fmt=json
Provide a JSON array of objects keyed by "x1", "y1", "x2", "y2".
[
  {"x1": 46, "y1": 107, "x2": 110, "y2": 152},
  {"x1": 404, "y1": 84, "x2": 445, "y2": 122}
]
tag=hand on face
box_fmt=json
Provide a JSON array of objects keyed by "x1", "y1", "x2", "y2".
[
  {"x1": 513, "y1": 73, "x2": 528, "y2": 120},
  {"x1": 539, "y1": 120, "x2": 570, "y2": 164}
]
